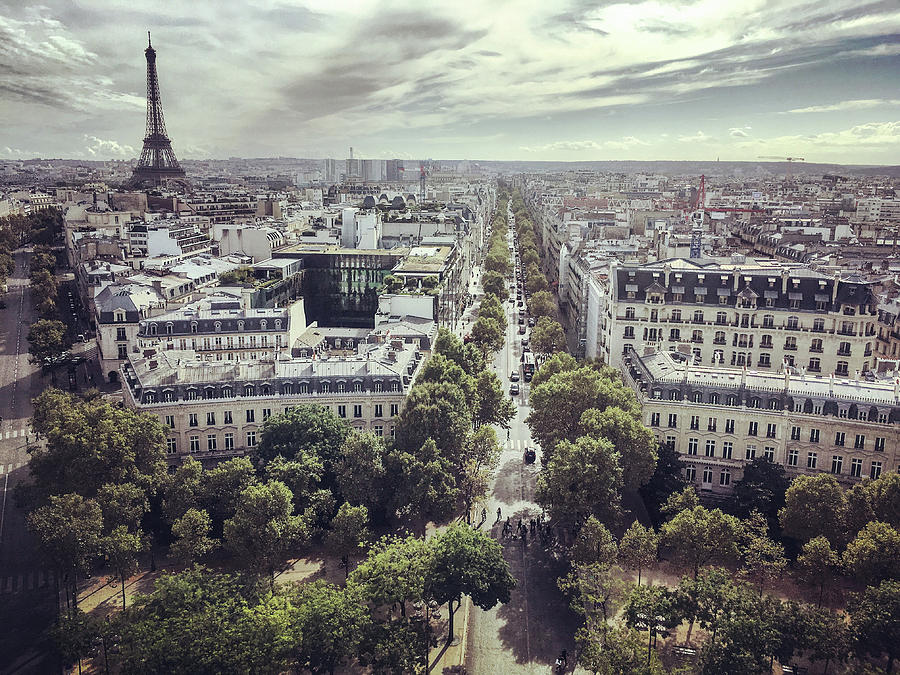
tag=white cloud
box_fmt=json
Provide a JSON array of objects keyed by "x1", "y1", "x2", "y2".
[
  {"x1": 677, "y1": 130, "x2": 713, "y2": 143},
  {"x1": 783, "y1": 99, "x2": 900, "y2": 114},
  {"x1": 520, "y1": 140, "x2": 603, "y2": 153},
  {"x1": 729, "y1": 127, "x2": 751, "y2": 138},
  {"x1": 83, "y1": 135, "x2": 135, "y2": 158},
  {"x1": 604, "y1": 136, "x2": 650, "y2": 150}
]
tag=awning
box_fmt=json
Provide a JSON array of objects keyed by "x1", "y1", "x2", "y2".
[
  {"x1": 814, "y1": 293, "x2": 830, "y2": 302},
  {"x1": 717, "y1": 288, "x2": 731, "y2": 296},
  {"x1": 788, "y1": 292, "x2": 803, "y2": 300},
  {"x1": 671, "y1": 286, "x2": 685, "y2": 294},
  {"x1": 694, "y1": 287, "x2": 708, "y2": 295},
  {"x1": 764, "y1": 290, "x2": 779, "y2": 299},
  {"x1": 625, "y1": 284, "x2": 638, "y2": 292}
]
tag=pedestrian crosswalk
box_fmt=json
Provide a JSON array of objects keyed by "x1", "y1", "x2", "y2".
[
  {"x1": 503, "y1": 439, "x2": 534, "y2": 452},
  {"x1": 0, "y1": 570, "x2": 56, "y2": 594},
  {"x1": 2, "y1": 461, "x2": 26, "y2": 475},
  {"x1": 1, "y1": 429, "x2": 30, "y2": 441}
]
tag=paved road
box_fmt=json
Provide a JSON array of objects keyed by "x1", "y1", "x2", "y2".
[{"x1": 464, "y1": 215, "x2": 582, "y2": 673}]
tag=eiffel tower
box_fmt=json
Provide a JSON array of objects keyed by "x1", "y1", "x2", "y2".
[{"x1": 128, "y1": 32, "x2": 187, "y2": 188}]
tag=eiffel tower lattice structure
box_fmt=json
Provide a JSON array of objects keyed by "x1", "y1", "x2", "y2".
[{"x1": 128, "y1": 32, "x2": 187, "y2": 189}]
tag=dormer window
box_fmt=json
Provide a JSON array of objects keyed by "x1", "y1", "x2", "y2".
[
  {"x1": 149, "y1": 323, "x2": 158, "y2": 336},
  {"x1": 166, "y1": 323, "x2": 173, "y2": 335},
  {"x1": 214, "y1": 321, "x2": 221, "y2": 332},
  {"x1": 260, "y1": 320, "x2": 267, "y2": 330},
  {"x1": 190, "y1": 322, "x2": 198, "y2": 334},
  {"x1": 274, "y1": 319, "x2": 282, "y2": 330},
  {"x1": 238, "y1": 320, "x2": 245, "y2": 331},
  {"x1": 115, "y1": 311, "x2": 126, "y2": 323}
]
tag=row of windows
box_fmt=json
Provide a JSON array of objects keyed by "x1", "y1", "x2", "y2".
[
  {"x1": 623, "y1": 306, "x2": 869, "y2": 329},
  {"x1": 171, "y1": 403, "x2": 401, "y2": 429},
  {"x1": 682, "y1": 457, "x2": 883, "y2": 485},
  {"x1": 144, "y1": 380, "x2": 402, "y2": 403},
  {"x1": 646, "y1": 394, "x2": 887, "y2": 421},
  {"x1": 146, "y1": 319, "x2": 283, "y2": 336},
  {"x1": 170, "y1": 424, "x2": 395, "y2": 455}
]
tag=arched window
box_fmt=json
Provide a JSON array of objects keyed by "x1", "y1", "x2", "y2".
[
  {"x1": 726, "y1": 394, "x2": 739, "y2": 406},
  {"x1": 163, "y1": 390, "x2": 175, "y2": 402},
  {"x1": 283, "y1": 383, "x2": 294, "y2": 395},
  {"x1": 708, "y1": 393, "x2": 720, "y2": 405},
  {"x1": 337, "y1": 382, "x2": 346, "y2": 393},
  {"x1": 222, "y1": 387, "x2": 233, "y2": 398},
  {"x1": 186, "y1": 389, "x2": 198, "y2": 400},
  {"x1": 391, "y1": 381, "x2": 400, "y2": 392},
  {"x1": 149, "y1": 323, "x2": 158, "y2": 336},
  {"x1": 692, "y1": 391, "x2": 703, "y2": 402},
  {"x1": 166, "y1": 322, "x2": 174, "y2": 335},
  {"x1": 322, "y1": 382, "x2": 330, "y2": 393},
  {"x1": 354, "y1": 382, "x2": 363, "y2": 393},
  {"x1": 244, "y1": 384, "x2": 255, "y2": 397},
  {"x1": 204, "y1": 387, "x2": 216, "y2": 399},
  {"x1": 261, "y1": 384, "x2": 270, "y2": 395},
  {"x1": 144, "y1": 391, "x2": 156, "y2": 403},
  {"x1": 190, "y1": 322, "x2": 198, "y2": 334}
]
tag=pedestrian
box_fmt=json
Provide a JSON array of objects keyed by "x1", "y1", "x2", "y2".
[
  {"x1": 481, "y1": 507, "x2": 487, "y2": 523},
  {"x1": 555, "y1": 657, "x2": 563, "y2": 673},
  {"x1": 497, "y1": 507, "x2": 502, "y2": 523},
  {"x1": 530, "y1": 518, "x2": 536, "y2": 534},
  {"x1": 507, "y1": 427, "x2": 510, "y2": 441},
  {"x1": 561, "y1": 649, "x2": 568, "y2": 666}
]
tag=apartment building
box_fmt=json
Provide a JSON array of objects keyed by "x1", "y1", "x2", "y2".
[
  {"x1": 624, "y1": 349, "x2": 900, "y2": 497},
  {"x1": 121, "y1": 335, "x2": 427, "y2": 463},
  {"x1": 134, "y1": 294, "x2": 307, "y2": 362},
  {"x1": 602, "y1": 258, "x2": 878, "y2": 377}
]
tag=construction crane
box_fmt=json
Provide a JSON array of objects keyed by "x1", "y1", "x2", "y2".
[{"x1": 758, "y1": 156, "x2": 806, "y2": 180}]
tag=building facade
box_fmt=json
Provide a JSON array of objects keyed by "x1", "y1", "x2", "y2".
[
  {"x1": 624, "y1": 349, "x2": 900, "y2": 497},
  {"x1": 603, "y1": 259, "x2": 878, "y2": 376}
]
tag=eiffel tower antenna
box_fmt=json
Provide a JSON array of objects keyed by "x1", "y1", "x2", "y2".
[{"x1": 128, "y1": 32, "x2": 187, "y2": 188}]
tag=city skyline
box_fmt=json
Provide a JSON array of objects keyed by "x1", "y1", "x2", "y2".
[{"x1": 0, "y1": 0, "x2": 898, "y2": 164}]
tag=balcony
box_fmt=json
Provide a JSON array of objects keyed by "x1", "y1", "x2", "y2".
[
  {"x1": 809, "y1": 346, "x2": 823, "y2": 353},
  {"x1": 837, "y1": 329, "x2": 856, "y2": 336},
  {"x1": 811, "y1": 326, "x2": 826, "y2": 333},
  {"x1": 691, "y1": 337, "x2": 704, "y2": 343},
  {"x1": 713, "y1": 338, "x2": 726, "y2": 345},
  {"x1": 784, "y1": 344, "x2": 798, "y2": 351},
  {"x1": 837, "y1": 349, "x2": 852, "y2": 357},
  {"x1": 808, "y1": 366, "x2": 821, "y2": 373}
]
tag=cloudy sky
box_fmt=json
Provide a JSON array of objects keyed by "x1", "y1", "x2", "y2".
[{"x1": 1, "y1": 0, "x2": 898, "y2": 164}]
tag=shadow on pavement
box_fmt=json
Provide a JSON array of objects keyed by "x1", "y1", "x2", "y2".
[{"x1": 491, "y1": 459, "x2": 539, "y2": 506}]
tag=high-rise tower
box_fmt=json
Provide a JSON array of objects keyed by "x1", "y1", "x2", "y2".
[{"x1": 128, "y1": 32, "x2": 186, "y2": 188}]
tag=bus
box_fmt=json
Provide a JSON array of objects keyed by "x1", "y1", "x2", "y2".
[{"x1": 522, "y1": 352, "x2": 535, "y2": 382}]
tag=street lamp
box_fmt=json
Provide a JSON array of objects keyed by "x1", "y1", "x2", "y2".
[{"x1": 634, "y1": 613, "x2": 668, "y2": 665}]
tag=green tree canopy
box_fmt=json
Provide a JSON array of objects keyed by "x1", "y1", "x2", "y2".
[
  {"x1": 425, "y1": 523, "x2": 516, "y2": 641},
  {"x1": 779, "y1": 474, "x2": 847, "y2": 544},
  {"x1": 795, "y1": 536, "x2": 840, "y2": 606},
  {"x1": 728, "y1": 457, "x2": 790, "y2": 521},
  {"x1": 386, "y1": 439, "x2": 458, "y2": 536},
  {"x1": 661, "y1": 506, "x2": 743, "y2": 578},
  {"x1": 223, "y1": 480, "x2": 307, "y2": 582},
  {"x1": 29, "y1": 389, "x2": 168, "y2": 499},
  {"x1": 28, "y1": 493, "x2": 102, "y2": 585},
  {"x1": 849, "y1": 580, "x2": 900, "y2": 672},
  {"x1": 170, "y1": 508, "x2": 218, "y2": 564},
  {"x1": 536, "y1": 435, "x2": 623, "y2": 528},
  {"x1": 255, "y1": 404, "x2": 350, "y2": 473},
  {"x1": 474, "y1": 369, "x2": 515, "y2": 429},
  {"x1": 102, "y1": 525, "x2": 148, "y2": 609},
  {"x1": 843, "y1": 521, "x2": 900, "y2": 586},
  {"x1": 619, "y1": 521, "x2": 658, "y2": 585},
  {"x1": 470, "y1": 315, "x2": 505, "y2": 358},
  {"x1": 96, "y1": 481, "x2": 149, "y2": 532},
  {"x1": 326, "y1": 502, "x2": 371, "y2": 564},
  {"x1": 527, "y1": 290, "x2": 556, "y2": 318},
  {"x1": 481, "y1": 269, "x2": 507, "y2": 298},
  {"x1": 350, "y1": 534, "x2": 432, "y2": 614},
  {"x1": 530, "y1": 316, "x2": 566, "y2": 355},
  {"x1": 579, "y1": 406, "x2": 657, "y2": 490},
  {"x1": 27, "y1": 318, "x2": 70, "y2": 365},
  {"x1": 336, "y1": 432, "x2": 387, "y2": 515},
  {"x1": 530, "y1": 351, "x2": 577, "y2": 388},
  {"x1": 395, "y1": 381, "x2": 472, "y2": 460},
  {"x1": 433, "y1": 327, "x2": 484, "y2": 376},
  {"x1": 416, "y1": 353, "x2": 479, "y2": 416},
  {"x1": 570, "y1": 516, "x2": 618, "y2": 567}
]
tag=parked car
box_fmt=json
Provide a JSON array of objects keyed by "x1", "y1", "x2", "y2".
[
  {"x1": 528, "y1": 317, "x2": 536, "y2": 327},
  {"x1": 510, "y1": 370, "x2": 520, "y2": 382},
  {"x1": 521, "y1": 337, "x2": 529, "y2": 347},
  {"x1": 518, "y1": 316, "x2": 525, "y2": 325},
  {"x1": 509, "y1": 382, "x2": 520, "y2": 396},
  {"x1": 524, "y1": 448, "x2": 536, "y2": 464}
]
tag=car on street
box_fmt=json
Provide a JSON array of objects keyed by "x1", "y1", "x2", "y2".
[
  {"x1": 528, "y1": 317, "x2": 536, "y2": 327},
  {"x1": 510, "y1": 370, "x2": 520, "y2": 381},
  {"x1": 509, "y1": 382, "x2": 520, "y2": 396},
  {"x1": 518, "y1": 315, "x2": 525, "y2": 324},
  {"x1": 521, "y1": 337, "x2": 529, "y2": 347}
]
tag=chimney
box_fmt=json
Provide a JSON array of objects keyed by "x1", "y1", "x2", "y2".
[
  {"x1": 832, "y1": 272, "x2": 840, "y2": 304},
  {"x1": 733, "y1": 267, "x2": 740, "y2": 291},
  {"x1": 781, "y1": 268, "x2": 789, "y2": 294},
  {"x1": 784, "y1": 361, "x2": 790, "y2": 388}
]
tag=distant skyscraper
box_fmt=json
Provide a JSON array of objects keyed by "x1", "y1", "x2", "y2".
[{"x1": 128, "y1": 32, "x2": 186, "y2": 188}]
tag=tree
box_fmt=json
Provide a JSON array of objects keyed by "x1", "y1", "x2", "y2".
[
  {"x1": 623, "y1": 583, "x2": 684, "y2": 662},
  {"x1": 474, "y1": 369, "x2": 515, "y2": 429},
  {"x1": 223, "y1": 480, "x2": 307, "y2": 583},
  {"x1": 292, "y1": 580, "x2": 371, "y2": 675},
  {"x1": 394, "y1": 381, "x2": 471, "y2": 461},
  {"x1": 470, "y1": 315, "x2": 504, "y2": 358},
  {"x1": 478, "y1": 292, "x2": 506, "y2": 328},
  {"x1": 559, "y1": 562, "x2": 627, "y2": 632},
  {"x1": 425, "y1": 524, "x2": 516, "y2": 642},
  {"x1": 619, "y1": 522, "x2": 658, "y2": 585},
  {"x1": 199, "y1": 456, "x2": 258, "y2": 533},
  {"x1": 433, "y1": 327, "x2": 484, "y2": 376},
  {"x1": 416, "y1": 353, "x2": 479, "y2": 416},
  {"x1": 531, "y1": 316, "x2": 566, "y2": 355},
  {"x1": 163, "y1": 457, "x2": 203, "y2": 524},
  {"x1": 526, "y1": 265, "x2": 548, "y2": 294},
  {"x1": 536, "y1": 435, "x2": 623, "y2": 528},
  {"x1": 386, "y1": 439, "x2": 458, "y2": 537},
  {"x1": 170, "y1": 508, "x2": 218, "y2": 564},
  {"x1": 571, "y1": 516, "x2": 618, "y2": 567},
  {"x1": 27, "y1": 493, "x2": 102, "y2": 613},
  {"x1": 264, "y1": 453, "x2": 324, "y2": 513},
  {"x1": 96, "y1": 481, "x2": 149, "y2": 532},
  {"x1": 27, "y1": 318, "x2": 69, "y2": 366},
  {"x1": 580, "y1": 407, "x2": 657, "y2": 490},
  {"x1": 739, "y1": 511, "x2": 787, "y2": 594},
  {"x1": 29, "y1": 389, "x2": 168, "y2": 499},
  {"x1": 527, "y1": 365, "x2": 641, "y2": 457},
  {"x1": 118, "y1": 568, "x2": 296, "y2": 674},
  {"x1": 358, "y1": 617, "x2": 429, "y2": 675},
  {"x1": 482, "y1": 269, "x2": 507, "y2": 298},
  {"x1": 350, "y1": 535, "x2": 432, "y2": 617},
  {"x1": 577, "y1": 623, "x2": 665, "y2": 674},
  {"x1": 779, "y1": 474, "x2": 847, "y2": 545},
  {"x1": 849, "y1": 580, "x2": 900, "y2": 673},
  {"x1": 795, "y1": 536, "x2": 840, "y2": 606},
  {"x1": 102, "y1": 525, "x2": 148, "y2": 610},
  {"x1": 729, "y1": 457, "x2": 790, "y2": 521},
  {"x1": 255, "y1": 404, "x2": 349, "y2": 474},
  {"x1": 336, "y1": 432, "x2": 387, "y2": 515},
  {"x1": 640, "y1": 442, "x2": 688, "y2": 524},
  {"x1": 326, "y1": 502, "x2": 371, "y2": 575},
  {"x1": 661, "y1": 486, "x2": 700, "y2": 517},
  {"x1": 527, "y1": 290, "x2": 556, "y2": 318},
  {"x1": 661, "y1": 506, "x2": 743, "y2": 578},
  {"x1": 530, "y1": 351, "x2": 577, "y2": 387},
  {"x1": 843, "y1": 521, "x2": 900, "y2": 586},
  {"x1": 218, "y1": 266, "x2": 256, "y2": 285},
  {"x1": 457, "y1": 425, "x2": 502, "y2": 522}
]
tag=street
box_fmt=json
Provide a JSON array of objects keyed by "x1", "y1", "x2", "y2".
[{"x1": 464, "y1": 208, "x2": 582, "y2": 673}]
